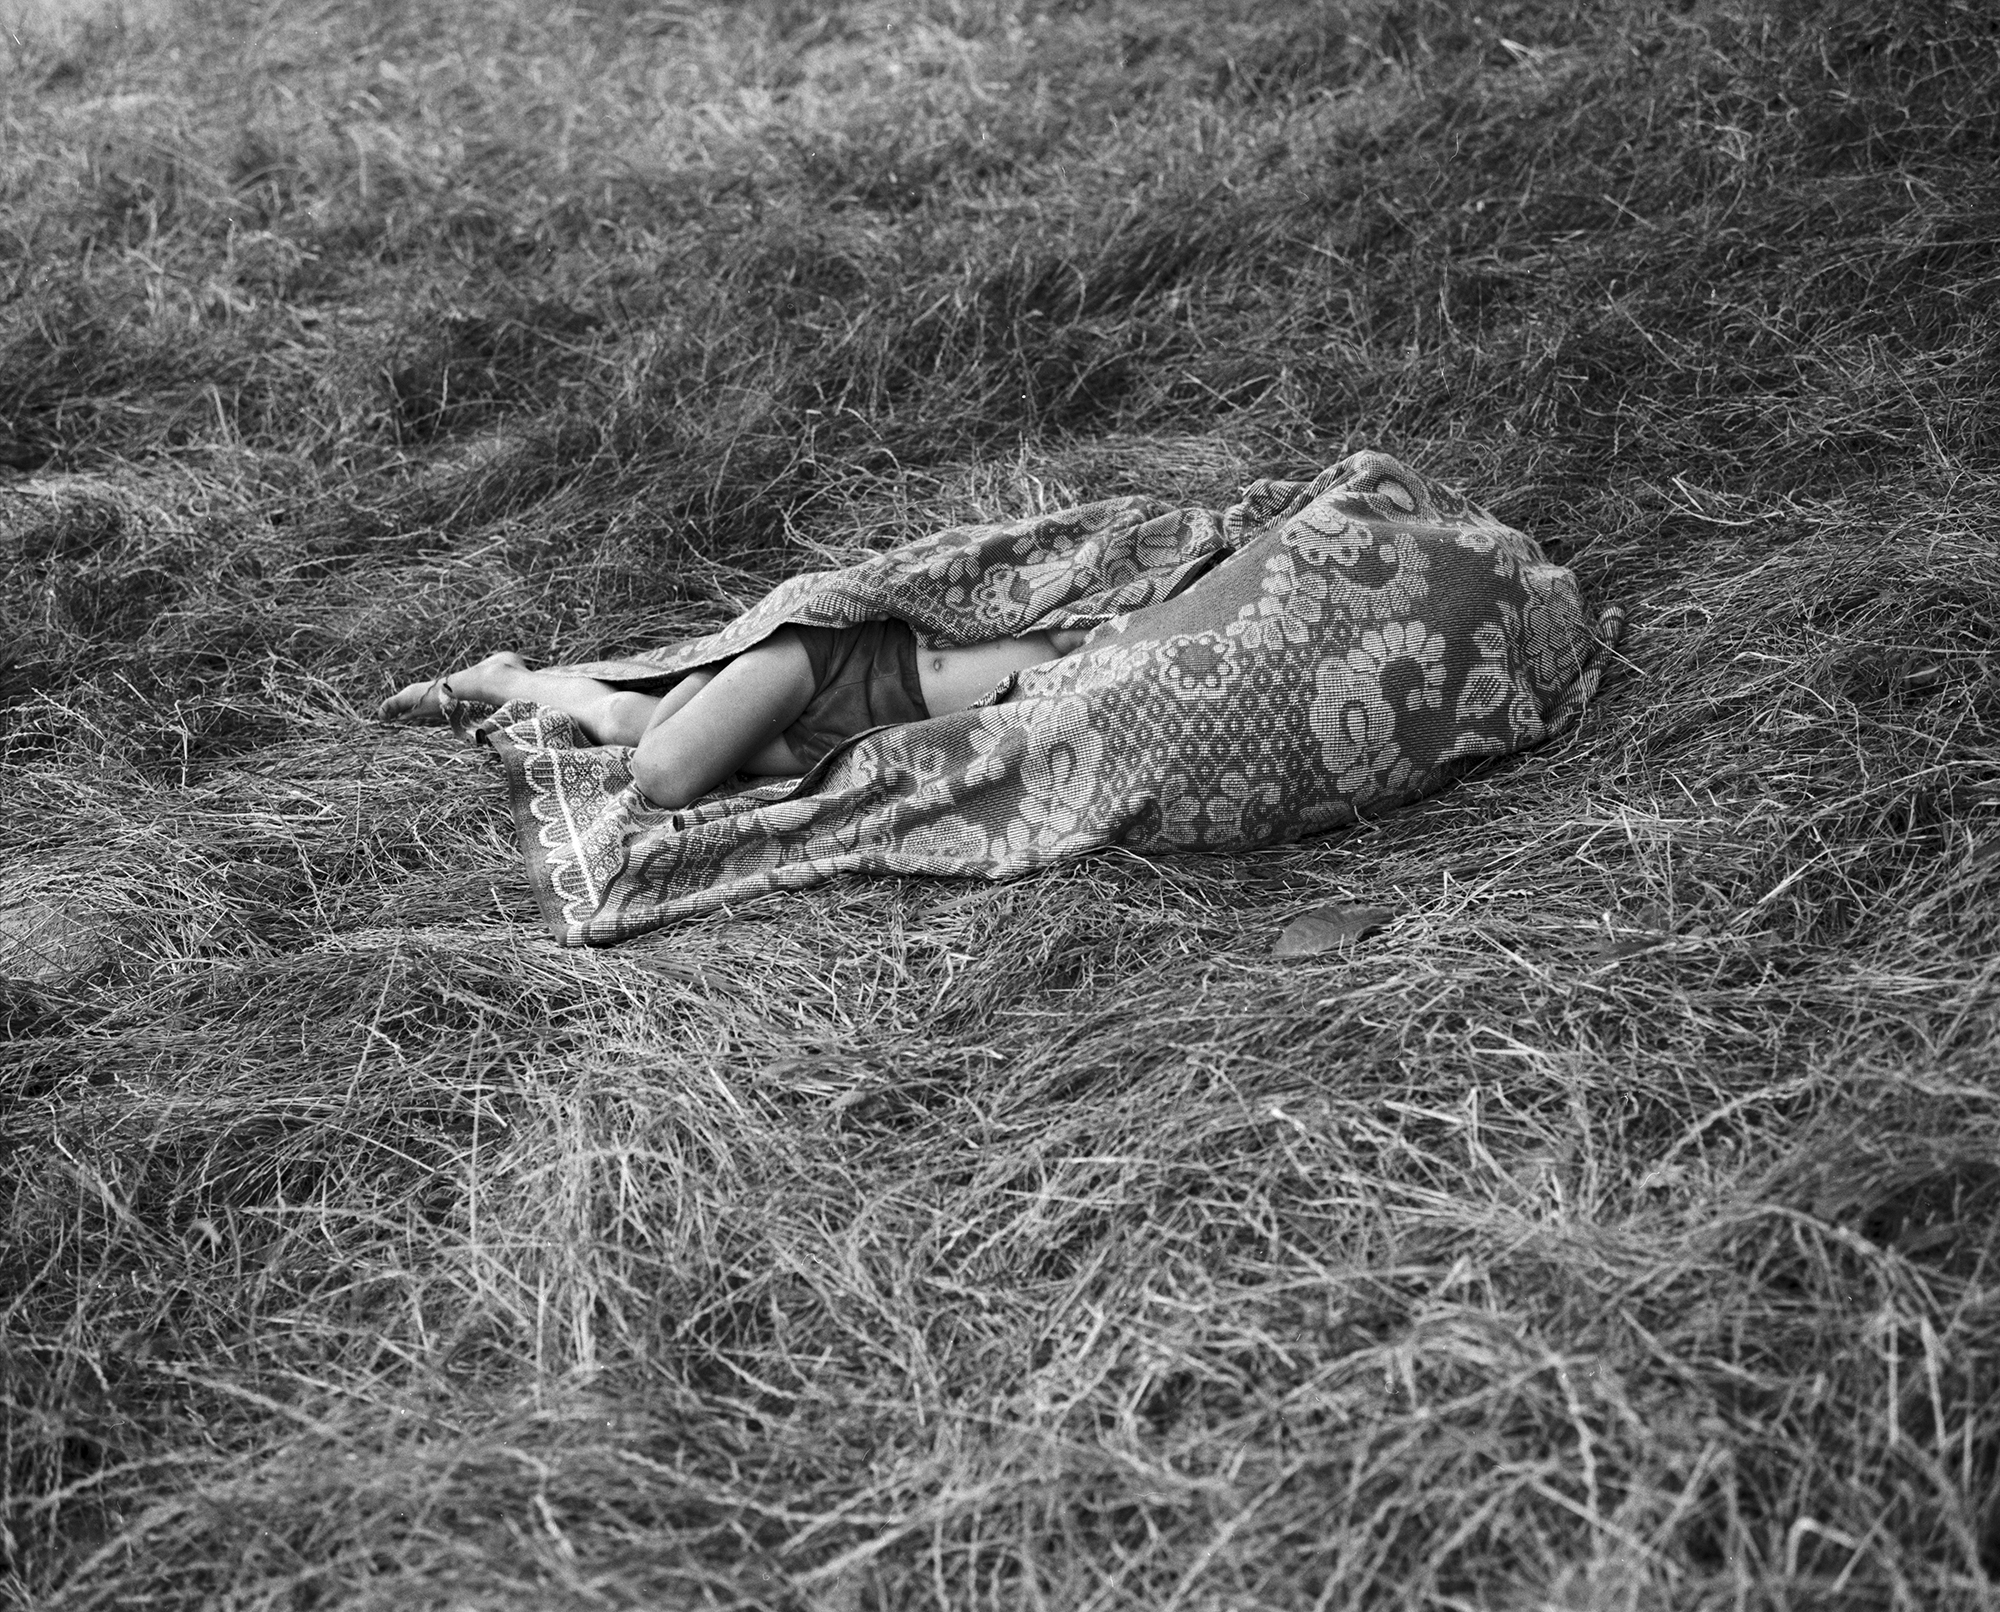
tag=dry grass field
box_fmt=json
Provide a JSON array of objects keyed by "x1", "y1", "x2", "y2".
[{"x1": 3, "y1": 0, "x2": 1998, "y2": 1605}]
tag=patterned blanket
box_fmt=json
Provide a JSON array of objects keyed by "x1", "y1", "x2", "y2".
[{"x1": 476, "y1": 452, "x2": 1613, "y2": 946}]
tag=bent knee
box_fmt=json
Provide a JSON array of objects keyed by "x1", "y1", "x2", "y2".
[
  {"x1": 600, "y1": 690, "x2": 657, "y2": 747},
  {"x1": 630, "y1": 751, "x2": 698, "y2": 811}
]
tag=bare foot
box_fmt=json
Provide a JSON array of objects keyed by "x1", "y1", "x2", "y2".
[{"x1": 379, "y1": 651, "x2": 528, "y2": 721}]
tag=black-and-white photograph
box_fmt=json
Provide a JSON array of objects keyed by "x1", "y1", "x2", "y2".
[{"x1": 4, "y1": 0, "x2": 1996, "y2": 1603}]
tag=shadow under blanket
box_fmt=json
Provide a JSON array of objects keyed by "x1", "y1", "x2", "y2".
[{"x1": 476, "y1": 451, "x2": 1615, "y2": 946}]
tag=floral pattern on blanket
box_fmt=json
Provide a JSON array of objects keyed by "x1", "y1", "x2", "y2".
[{"x1": 481, "y1": 451, "x2": 1614, "y2": 946}]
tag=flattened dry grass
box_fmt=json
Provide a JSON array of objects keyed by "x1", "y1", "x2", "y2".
[{"x1": 4, "y1": 0, "x2": 1999, "y2": 1605}]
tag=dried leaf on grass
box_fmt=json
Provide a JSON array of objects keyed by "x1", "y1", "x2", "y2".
[
  {"x1": 1591, "y1": 903, "x2": 1673, "y2": 962},
  {"x1": 1272, "y1": 903, "x2": 1393, "y2": 957}
]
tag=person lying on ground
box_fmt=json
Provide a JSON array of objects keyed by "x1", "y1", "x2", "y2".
[
  {"x1": 368, "y1": 453, "x2": 1611, "y2": 947},
  {"x1": 380, "y1": 619, "x2": 1094, "y2": 810}
]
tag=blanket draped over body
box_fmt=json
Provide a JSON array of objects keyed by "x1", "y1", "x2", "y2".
[{"x1": 476, "y1": 451, "x2": 1614, "y2": 946}]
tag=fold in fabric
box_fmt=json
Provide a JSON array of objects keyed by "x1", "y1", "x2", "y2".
[{"x1": 477, "y1": 451, "x2": 1616, "y2": 946}]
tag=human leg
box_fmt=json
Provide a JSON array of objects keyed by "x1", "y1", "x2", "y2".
[
  {"x1": 629, "y1": 628, "x2": 816, "y2": 808},
  {"x1": 384, "y1": 628, "x2": 820, "y2": 803},
  {"x1": 381, "y1": 652, "x2": 720, "y2": 746}
]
